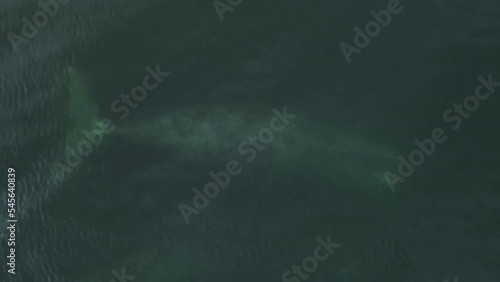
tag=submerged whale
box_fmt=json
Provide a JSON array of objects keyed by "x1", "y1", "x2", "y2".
[{"x1": 3, "y1": 0, "x2": 498, "y2": 281}]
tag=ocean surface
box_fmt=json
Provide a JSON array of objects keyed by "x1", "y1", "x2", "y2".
[{"x1": 1, "y1": 0, "x2": 500, "y2": 281}]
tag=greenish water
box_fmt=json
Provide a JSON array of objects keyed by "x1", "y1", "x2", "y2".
[{"x1": 1, "y1": 0, "x2": 500, "y2": 281}]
